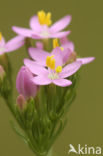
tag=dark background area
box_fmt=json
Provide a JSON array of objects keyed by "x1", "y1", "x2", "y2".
[{"x1": 0, "y1": 0, "x2": 103, "y2": 156}]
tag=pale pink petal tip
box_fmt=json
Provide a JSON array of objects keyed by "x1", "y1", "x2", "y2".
[
  {"x1": 53, "y1": 79, "x2": 72, "y2": 87},
  {"x1": 77, "y1": 57, "x2": 95, "y2": 65}
]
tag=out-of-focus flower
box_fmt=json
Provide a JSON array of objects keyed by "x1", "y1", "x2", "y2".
[
  {"x1": 60, "y1": 37, "x2": 95, "y2": 64},
  {"x1": 16, "y1": 66, "x2": 39, "y2": 99},
  {"x1": 24, "y1": 57, "x2": 82, "y2": 87},
  {"x1": 16, "y1": 94, "x2": 26, "y2": 110},
  {"x1": 0, "y1": 32, "x2": 25, "y2": 55},
  {"x1": 12, "y1": 10, "x2": 71, "y2": 39},
  {"x1": 0, "y1": 65, "x2": 5, "y2": 81}
]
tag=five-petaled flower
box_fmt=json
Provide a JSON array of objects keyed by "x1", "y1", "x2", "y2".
[
  {"x1": 12, "y1": 10, "x2": 71, "y2": 39},
  {"x1": 24, "y1": 53, "x2": 82, "y2": 87}
]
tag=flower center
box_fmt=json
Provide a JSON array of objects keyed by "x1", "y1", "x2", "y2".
[
  {"x1": 40, "y1": 29, "x2": 50, "y2": 37},
  {"x1": 38, "y1": 10, "x2": 52, "y2": 26},
  {"x1": 0, "y1": 32, "x2": 2, "y2": 41},
  {"x1": 46, "y1": 55, "x2": 62, "y2": 80},
  {"x1": 53, "y1": 38, "x2": 64, "y2": 51}
]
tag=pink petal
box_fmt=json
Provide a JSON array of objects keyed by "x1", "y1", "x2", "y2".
[
  {"x1": 60, "y1": 61, "x2": 82, "y2": 78},
  {"x1": 12, "y1": 26, "x2": 34, "y2": 37},
  {"x1": 60, "y1": 36, "x2": 68, "y2": 44},
  {"x1": 53, "y1": 78, "x2": 72, "y2": 87},
  {"x1": 29, "y1": 47, "x2": 63, "y2": 67},
  {"x1": 32, "y1": 76, "x2": 51, "y2": 85},
  {"x1": 5, "y1": 36, "x2": 25, "y2": 52},
  {"x1": 32, "y1": 34, "x2": 42, "y2": 39},
  {"x1": 0, "y1": 37, "x2": 6, "y2": 54},
  {"x1": 51, "y1": 47, "x2": 63, "y2": 66},
  {"x1": 77, "y1": 57, "x2": 95, "y2": 64},
  {"x1": 50, "y1": 15, "x2": 72, "y2": 32},
  {"x1": 24, "y1": 59, "x2": 48, "y2": 76},
  {"x1": 62, "y1": 41, "x2": 74, "y2": 52},
  {"x1": 29, "y1": 47, "x2": 49, "y2": 65},
  {"x1": 6, "y1": 41, "x2": 24, "y2": 52},
  {"x1": 29, "y1": 15, "x2": 42, "y2": 32},
  {"x1": 61, "y1": 48, "x2": 72, "y2": 64},
  {"x1": 51, "y1": 31, "x2": 71, "y2": 38},
  {"x1": 0, "y1": 37, "x2": 5, "y2": 47}
]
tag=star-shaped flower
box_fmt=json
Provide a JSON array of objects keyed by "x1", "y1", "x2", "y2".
[
  {"x1": 12, "y1": 10, "x2": 71, "y2": 39},
  {"x1": 24, "y1": 53, "x2": 82, "y2": 87}
]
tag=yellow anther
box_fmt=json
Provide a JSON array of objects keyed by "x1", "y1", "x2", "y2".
[
  {"x1": 38, "y1": 10, "x2": 52, "y2": 26},
  {"x1": 45, "y1": 13, "x2": 52, "y2": 26},
  {"x1": 53, "y1": 38, "x2": 59, "y2": 49},
  {"x1": 46, "y1": 56, "x2": 51, "y2": 67},
  {"x1": 50, "y1": 55, "x2": 54, "y2": 59},
  {"x1": 55, "y1": 66, "x2": 62, "y2": 73},
  {"x1": 46, "y1": 55, "x2": 55, "y2": 70},
  {"x1": 50, "y1": 59, "x2": 55, "y2": 70},
  {"x1": 60, "y1": 47, "x2": 64, "y2": 51},
  {"x1": 0, "y1": 32, "x2": 2, "y2": 41}
]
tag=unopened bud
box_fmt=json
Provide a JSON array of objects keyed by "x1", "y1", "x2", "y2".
[
  {"x1": 60, "y1": 37, "x2": 68, "y2": 44},
  {"x1": 36, "y1": 41, "x2": 43, "y2": 49},
  {"x1": 68, "y1": 51, "x2": 77, "y2": 63},
  {"x1": 16, "y1": 66, "x2": 39, "y2": 99},
  {"x1": 16, "y1": 94, "x2": 26, "y2": 110}
]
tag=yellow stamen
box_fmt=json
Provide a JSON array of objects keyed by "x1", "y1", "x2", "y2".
[
  {"x1": 55, "y1": 66, "x2": 62, "y2": 73},
  {"x1": 45, "y1": 13, "x2": 52, "y2": 26},
  {"x1": 46, "y1": 55, "x2": 55, "y2": 70},
  {"x1": 0, "y1": 32, "x2": 2, "y2": 41},
  {"x1": 50, "y1": 59, "x2": 55, "y2": 70},
  {"x1": 38, "y1": 10, "x2": 52, "y2": 26},
  {"x1": 46, "y1": 56, "x2": 51, "y2": 67},
  {"x1": 60, "y1": 47, "x2": 64, "y2": 51},
  {"x1": 53, "y1": 38, "x2": 59, "y2": 49}
]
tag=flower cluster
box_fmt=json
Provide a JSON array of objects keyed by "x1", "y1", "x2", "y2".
[{"x1": 0, "y1": 10, "x2": 95, "y2": 156}]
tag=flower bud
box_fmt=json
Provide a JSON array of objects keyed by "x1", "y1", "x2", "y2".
[
  {"x1": 67, "y1": 51, "x2": 77, "y2": 63},
  {"x1": 69, "y1": 51, "x2": 77, "y2": 61},
  {"x1": 36, "y1": 41, "x2": 43, "y2": 49},
  {"x1": 0, "y1": 65, "x2": 5, "y2": 81},
  {"x1": 60, "y1": 36, "x2": 68, "y2": 44},
  {"x1": 16, "y1": 66, "x2": 39, "y2": 99},
  {"x1": 16, "y1": 94, "x2": 26, "y2": 110}
]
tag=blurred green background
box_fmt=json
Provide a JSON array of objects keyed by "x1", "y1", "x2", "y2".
[{"x1": 0, "y1": 0, "x2": 103, "y2": 156}]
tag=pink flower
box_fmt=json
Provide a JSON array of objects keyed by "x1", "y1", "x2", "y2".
[
  {"x1": 24, "y1": 56, "x2": 82, "y2": 87},
  {"x1": 12, "y1": 10, "x2": 71, "y2": 39},
  {"x1": 0, "y1": 33, "x2": 25, "y2": 55},
  {"x1": 28, "y1": 47, "x2": 64, "y2": 66},
  {"x1": 60, "y1": 37, "x2": 95, "y2": 64},
  {"x1": 16, "y1": 66, "x2": 39, "y2": 99}
]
